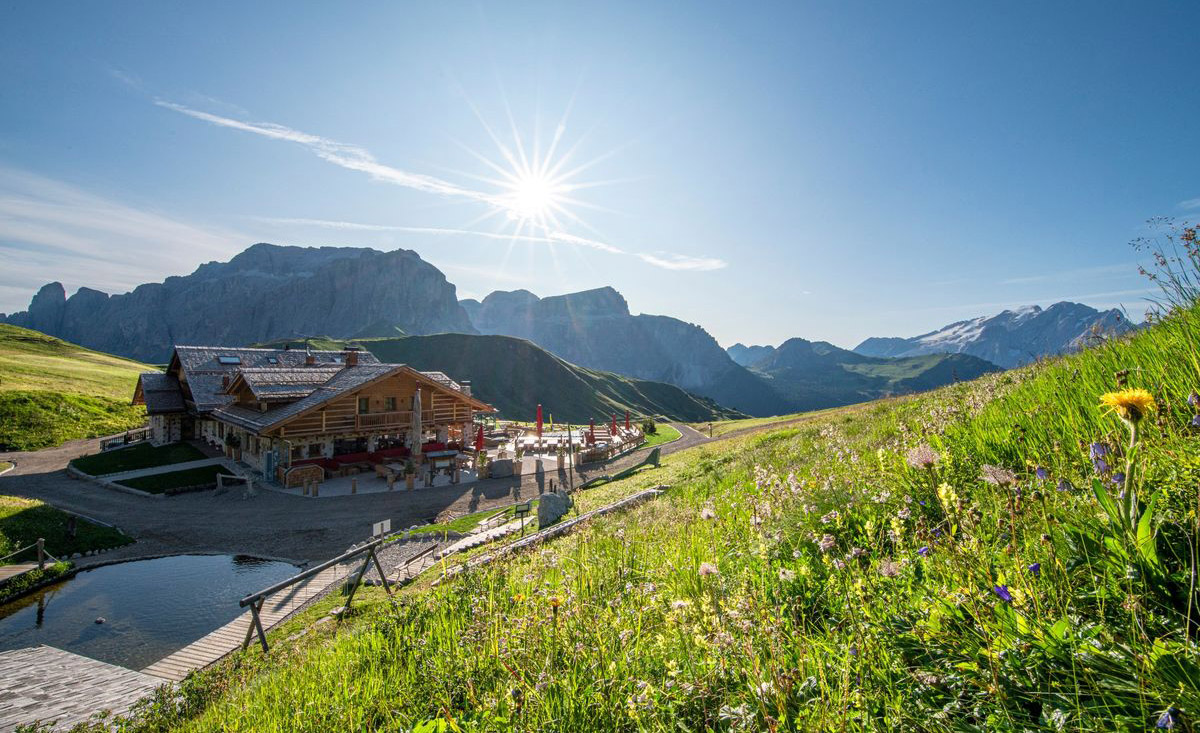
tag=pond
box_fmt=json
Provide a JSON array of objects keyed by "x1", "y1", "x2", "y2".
[{"x1": 0, "y1": 554, "x2": 298, "y2": 670}]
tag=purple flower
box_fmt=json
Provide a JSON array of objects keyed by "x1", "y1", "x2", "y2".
[
  {"x1": 992, "y1": 585, "x2": 1013, "y2": 603},
  {"x1": 1093, "y1": 457, "x2": 1110, "y2": 474},
  {"x1": 1090, "y1": 442, "x2": 1110, "y2": 459},
  {"x1": 1192, "y1": 414, "x2": 1200, "y2": 428},
  {"x1": 1056, "y1": 479, "x2": 1073, "y2": 492},
  {"x1": 1035, "y1": 467, "x2": 1049, "y2": 481},
  {"x1": 1189, "y1": 390, "x2": 1200, "y2": 408},
  {"x1": 1027, "y1": 563, "x2": 1041, "y2": 576},
  {"x1": 1112, "y1": 472, "x2": 1126, "y2": 485},
  {"x1": 1157, "y1": 708, "x2": 1178, "y2": 729},
  {"x1": 918, "y1": 546, "x2": 930, "y2": 557}
]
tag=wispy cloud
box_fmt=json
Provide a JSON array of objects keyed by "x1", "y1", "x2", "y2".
[
  {"x1": 1179, "y1": 197, "x2": 1200, "y2": 210},
  {"x1": 156, "y1": 101, "x2": 500, "y2": 205},
  {"x1": 0, "y1": 165, "x2": 245, "y2": 313},
  {"x1": 165, "y1": 101, "x2": 723, "y2": 272},
  {"x1": 637, "y1": 252, "x2": 728, "y2": 271}
]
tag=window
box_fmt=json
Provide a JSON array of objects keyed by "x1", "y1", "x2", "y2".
[
  {"x1": 307, "y1": 443, "x2": 323, "y2": 458},
  {"x1": 291, "y1": 445, "x2": 304, "y2": 460},
  {"x1": 217, "y1": 355, "x2": 242, "y2": 365},
  {"x1": 266, "y1": 356, "x2": 279, "y2": 364},
  {"x1": 385, "y1": 396, "x2": 397, "y2": 412},
  {"x1": 358, "y1": 397, "x2": 370, "y2": 414}
]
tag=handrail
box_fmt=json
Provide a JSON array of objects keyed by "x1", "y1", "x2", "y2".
[
  {"x1": 398, "y1": 544, "x2": 436, "y2": 573},
  {"x1": 239, "y1": 536, "x2": 383, "y2": 608},
  {"x1": 0, "y1": 542, "x2": 40, "y2": 564}
]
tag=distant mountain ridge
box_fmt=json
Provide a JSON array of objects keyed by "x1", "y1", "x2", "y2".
[
  {"x1": 2, "y1": 244, "x2": 475, "y2": 363},
  {"x1": 853, "y1": 302, "x2": 1135, "y2": 368},
  {"x1": 726, "y1": 343, "x2": 776, "y2": 367},
  {"x1": 749, "y1": 337, "x2": 1001, "y2": 410},
  {"x1": 460, "y1": 287, "x2": 784, "y2": 416}
]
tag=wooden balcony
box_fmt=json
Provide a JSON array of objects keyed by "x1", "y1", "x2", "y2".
[{"x1": 355, "y1": 411, "x2": 411, "y2": 430}]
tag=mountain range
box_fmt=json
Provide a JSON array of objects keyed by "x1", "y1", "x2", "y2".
[
  {"x1": 4, "y1": 242, "x2": 1137, "y2": 419},
  {"x1": 851, "y1": 302, "x2": 1134, "y2": 368},
  {"x1": 460, "y1": 287, "x2": 781, "y2": 415},
  {"x1": 1, "y1": 244, "x2": 473, "y2": 363}
]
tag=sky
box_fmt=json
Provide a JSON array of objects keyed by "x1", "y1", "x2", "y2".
[{"x1": 2, "y1": 2, "x2": 1198, "y2": 349}]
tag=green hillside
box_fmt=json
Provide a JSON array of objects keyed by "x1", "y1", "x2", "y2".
[
  {"x1": 258, "y1": 333, "x2": 743, "y2": 423},
  {"x1": 122, "y1": 241, "x2": 1200, "y2": 731},
  {"x1": 0, "y1": 325, "x2": 149, "y2": 451}
]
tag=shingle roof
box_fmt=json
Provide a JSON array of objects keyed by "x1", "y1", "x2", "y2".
[
  {"x1": 172, "y1": 346, "x2": 380, "y2": 412},
  {"x1": 134, "y1": 372, "x2": 186, "y2": 414},
  {"x1": 233, "y1": 366, "x2": 344, "y2": 401},
  {"x1": 212, "y1": 364, "x2": 399, "y2": 432}
]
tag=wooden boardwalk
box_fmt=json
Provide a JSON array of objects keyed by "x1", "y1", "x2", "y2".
[
  {"x1": 0, "y1": 561, "x2": 38, "y2": 583},
  {"x1": 142, "y1": 565, "x2": 347, "y2": 682},
  {"x1": 0, "y1": 645, "x2": 162, "y2": 731}
]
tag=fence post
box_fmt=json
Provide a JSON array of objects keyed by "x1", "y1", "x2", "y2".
[{"x1": 36, "y1": 538, "x2": 45, "y2": 570}]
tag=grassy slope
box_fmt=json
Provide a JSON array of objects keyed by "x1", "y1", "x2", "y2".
[
  {"x1": 257, "y1": 334, "x2": 744, "y2": 423},
  {"x1": 0, "y1": 324, "x2": 150, "y2": 451},
  {"x1": 116, "y1": 464, "x2": 235, "y2": 494},
  {"x1": 113, "y1": 295, "x2": 1200, "y2": 732},
  {"x1": 0, "y1": 495, "x2": 130, "y2": 561},
  {"x1": 70, "y1": 442, "x2": 207, "y2": 476},
  {"x1": 642, "y1": 423, "x2": 682, "y2": 448}
]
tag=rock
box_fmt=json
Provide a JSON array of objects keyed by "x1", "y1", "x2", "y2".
[
  {"x1": 537, "y1": 490, "x2": 572, "y2": 526},
  {"x1": 3, "y1": 244, "x2": 477, "y2": 362},
  {"x1": 463, "y1": 286, "x2": 784, "y2": 416},
  {"x1": 95, "y1": 617, "x2": 105, "y2": 624}
]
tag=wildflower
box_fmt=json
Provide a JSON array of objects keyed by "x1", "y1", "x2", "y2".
[
  {"x1": 778, "y1": 567, "x2": 797, "y2": 581},
  {"x1": 1089, "y1": 442, "x2": 1110, "y2": 459},
  {"x1": 897, "y1": 507, "x2": 912, "y2": 520},
  {"x1": 878, "y1": 560, "x2": 901, "y2": 577},
  {"x1": 1100, "y1": 388, "x2": 1155, "y2": 424},
  {"x1": 1093, "y1": 457, "x2": 1110, "y2": 474},
  {"x1": 1028, "y1": 562, "x2": 1041, "y2": 576},
  {"x1": 914, "y1": 671, "x2": 940, "y2": 685},
  {"x1": 936, "y1": 482, "x2": 958, "y2": 511},
  {"x1": 917, "y1": 546, "x2": 930, "y2": 557},
  {"x1": 1056, "y1": 479, "x2": 1073, "y2": 492},
  {"x1": 1192, "y1": 415, "x2": 1200, "y2": 428},
  {"x1": 1189, "y1": 391, "x2": 1200, "y2": 408},
  {"x1": 906, "y1": 444, "x2": 940, "y2": 470},
  {"x1": 512, "y1": 593, "x2": 526, "y2": 603},
  {"x1": 700, "y1": 506, "x2": 717, "y2": 520},
  {"x1": 548, "y1": 596, "x2": 562, "y2": 608},
  {"x1": 820, "y1": 510, "x2": 839, "y2": 524},
  {"x1": 992, "y1": 585, "x2": 1013, "y2": 603},
  {"x1": 1035, "y1": 467, "x2": 1049, "y2": 481},
  {"x1": 698, "y1": 562, "x2": 720, "y2": 577},
  {"x1": 980, "y1": 465, "x2": 1017, "y2": 487},
  {"x1": 847, "y1": 547, "x2": 866, "y2": 559},
  {"x1": 832, "y1": 559, "x2": 846, "y2": 570},
  {"x1": 817, "y1": 534, "x2": 836, "y2": 553},
  {"x1": 1112, "y1": 472, "x2": 1126, "y2": 486},
  {"x1": 1157, "y1": 708, "x2": 1178, "y2": 729}
]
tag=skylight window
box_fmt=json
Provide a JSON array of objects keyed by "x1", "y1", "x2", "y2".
[{"x1": 217, "y1": 355, "x2": 242, "y2": 365}]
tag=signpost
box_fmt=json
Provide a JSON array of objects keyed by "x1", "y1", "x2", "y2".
[{"x1": 371, "y1": 518, "x2": 392, "y2": 538}]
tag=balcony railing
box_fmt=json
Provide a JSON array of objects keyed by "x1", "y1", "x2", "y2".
[{"x1": 356, "y1": 410, "x2": 411, "y2": 429}]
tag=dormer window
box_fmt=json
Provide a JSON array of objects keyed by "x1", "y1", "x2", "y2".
[{"x1": 217, "y1": 356, "x2": 241, "y2": 365}]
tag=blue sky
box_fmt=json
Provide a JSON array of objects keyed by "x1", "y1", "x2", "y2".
[{"x1": 2, "y1": 2, "x2": 1197, "y2": 348}]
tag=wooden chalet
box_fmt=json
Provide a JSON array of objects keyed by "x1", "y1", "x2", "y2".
[{"x1": 133, "y1": 345, "x2": 494, "y2": 481}]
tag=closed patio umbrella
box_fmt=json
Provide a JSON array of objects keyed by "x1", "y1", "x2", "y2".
[
  {"x1": 410, "y1": 387, "x2": 423, "y2": 452},
  {"x1": 625, "y1": 410, "x2": 631, "y2": 430},
  {"x1": 611, "y1": 414, "x2": 617, "y2": 435},
  {"x1": 474, "y1": 424, "x2": 484, "y2": 452},
  {"x1": 588, "y1": 418, "x2": 595, "y2": 445},
  {"x1": 536, "y1": 404, "x2": 543, "y2": 439}
]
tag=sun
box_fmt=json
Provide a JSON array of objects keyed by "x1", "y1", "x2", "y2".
[{"x1": 502, "y1": 171, "x2": 565, "y2": 223}]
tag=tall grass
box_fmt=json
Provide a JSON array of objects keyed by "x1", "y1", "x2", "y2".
[{"x1": 50, "y1": 223, "x2": 1200, "y2": 732}]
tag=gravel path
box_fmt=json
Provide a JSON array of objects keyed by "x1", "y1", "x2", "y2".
[{"x1": 0, "y1": 424, "x2": 710, "y2": 566}]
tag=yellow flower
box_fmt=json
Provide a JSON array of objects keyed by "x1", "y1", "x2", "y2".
[
  {"x1": 1100, "y1": 388, "x2": 1156, "y2": 423},
  {"x1": 548, "y1": 595, "x2": 562, "y2": 608}
]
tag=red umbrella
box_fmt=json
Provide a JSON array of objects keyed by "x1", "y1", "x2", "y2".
[
  {"x1": 588, "y1": 418, "x2": 596, "y2": 445},
  {"x1": 625, "y1": 410, "x2": 631, "y2": 430},
  {"x1": 611, "y1": 414, "x2": 618, "y2": 435},
  {"x1": 474, "y1": 424, "x2": 484, "y2": 452},
  {"x1": 536, "y1": 404, "x2": 543, "y2": 439}
]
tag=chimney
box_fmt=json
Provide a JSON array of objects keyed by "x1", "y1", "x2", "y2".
[
  {"x1": 305, "y1": 354, "x2": 316, "y2": 366},
  {"x1": 344, "y1": 348, "x2": 359, "y2": 367}
]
